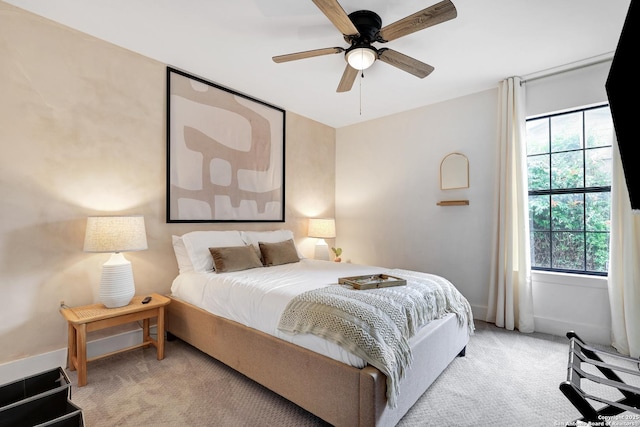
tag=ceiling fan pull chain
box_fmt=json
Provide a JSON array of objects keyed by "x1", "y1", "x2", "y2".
[{"x1": 359, "y1": 72, "x2": 363, "y2": 115}]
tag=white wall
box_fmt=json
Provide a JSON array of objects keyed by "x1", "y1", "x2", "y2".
[
  {"x1": 336, "y1": 61, "x2": 614, "y2": 344},
  {"x1": 525, "y1": 60, "x2": 612, "y2": 117},
  {"x1": 525, "y1": 60, "x2": 613, "y2": 344},
  {"x1": 336, "y1": 89, "x2": 499, "y2": 321}
]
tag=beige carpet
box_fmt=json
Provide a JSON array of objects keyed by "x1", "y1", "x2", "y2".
[{"x1": 65, "y1": 321, "x2": 637, "y2": 426}]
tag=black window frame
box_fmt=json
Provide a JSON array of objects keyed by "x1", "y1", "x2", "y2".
[{"x1": 526, "y1": 104, "x2": 612, "y2": 277}]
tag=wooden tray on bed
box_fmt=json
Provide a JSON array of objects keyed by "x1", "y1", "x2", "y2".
[{"x1": 338, "y1": 274, "x2": 406, "y2": 290}]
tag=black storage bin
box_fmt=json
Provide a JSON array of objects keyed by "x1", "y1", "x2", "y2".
[
  {"x1": 37, "y1": 407, "x2": 84, "y2": 427},
  {"x1": 0, "y1": 392, "x2": 83, "y2": 427},
  {"x1": 0, "y1": 368, "x2": 70, "y2": 410},
  {"x1": 0, "y1": 368, "x2": 83, "y2": 427}
]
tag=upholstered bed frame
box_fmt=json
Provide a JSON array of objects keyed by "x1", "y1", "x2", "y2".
[{"x1": 166, "y1": 295, "x2": 469, "y2": 427}]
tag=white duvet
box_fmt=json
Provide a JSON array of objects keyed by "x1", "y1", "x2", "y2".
[{"x1": 171, "y1": 258, "x2": 393, "y2": 367}]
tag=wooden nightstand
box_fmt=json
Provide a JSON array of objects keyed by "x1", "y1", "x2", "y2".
[{"x1": 60, "y1": 293, "x2": 170, "y2": 386}]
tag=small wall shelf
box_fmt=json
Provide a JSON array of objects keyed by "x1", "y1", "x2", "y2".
[{"x1": 437, "y1": 200, "x2": 469, "y2": 206}]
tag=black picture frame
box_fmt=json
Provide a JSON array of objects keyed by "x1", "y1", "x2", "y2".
[{"x1": 166, "y1": 67, "x2": 285, "y2": 223}]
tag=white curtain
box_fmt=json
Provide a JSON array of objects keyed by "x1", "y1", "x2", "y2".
[
  {"x1": 486, "y1": 77, "x2": 535, "y2": 333},
  {"x1": 607, "y1": 137, "x2": 640, "y2": 357}
]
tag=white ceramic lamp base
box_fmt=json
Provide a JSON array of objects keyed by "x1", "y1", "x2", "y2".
[
  {"x1": 99, "y1": 252, "x2": 135, "y2": 308},
  {"x1": 314, "y1": 239, "x2": 330, "y2": 261}
]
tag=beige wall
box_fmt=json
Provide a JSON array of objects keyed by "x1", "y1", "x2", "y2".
[{"x1": 0, "y1": 2, "x2": 335, "y2": 364}]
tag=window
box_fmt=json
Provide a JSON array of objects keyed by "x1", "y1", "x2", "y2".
[{"x1": 526, "y1": 105, "x2": 613, "y2": 276}]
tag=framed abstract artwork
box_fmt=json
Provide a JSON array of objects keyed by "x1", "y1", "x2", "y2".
[{"x1": 166, "y1": 67, "x2": 285, "y2": 222}]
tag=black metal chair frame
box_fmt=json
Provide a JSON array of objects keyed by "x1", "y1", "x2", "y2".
[{"x1": 560, "y1": 331, "x2": 640, "y2": 426}]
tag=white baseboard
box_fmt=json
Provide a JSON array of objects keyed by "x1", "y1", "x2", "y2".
[
  {"x1": 470, "y1": 304, "x2": 487, "y2": 322},
  {"x1": 0, "y1": 326, "x2": 157, "y2": 386},
  {"x1": 534, "y1": 316, "x2": 611, "y2": 345},
  {"x1": 471, "y1": 304, "x2": 611, "y2": 346}
]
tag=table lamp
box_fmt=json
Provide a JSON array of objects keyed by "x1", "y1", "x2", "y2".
[
  {"x1": 83, "y1": 215, "x2": 148, "y2": 308},
  {"x1": 308, "y1": 218, "x2": 335, "y2": 261}
]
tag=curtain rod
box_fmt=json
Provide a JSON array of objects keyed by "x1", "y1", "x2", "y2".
[{"x1": 520, "y1": 53, "x2": 614, "y2": 84}]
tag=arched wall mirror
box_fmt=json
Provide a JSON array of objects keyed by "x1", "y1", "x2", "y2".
[{"x1": 440, "y1": 153, "x2": 469, "y2": 190}]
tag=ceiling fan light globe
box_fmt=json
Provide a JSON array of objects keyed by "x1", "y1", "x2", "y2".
[{"x1": 346, "y1": 47, "x2": 376, "y2": 70}]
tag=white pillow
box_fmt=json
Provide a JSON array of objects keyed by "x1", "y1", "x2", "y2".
[
  {"x1": 172, "y1": 235, "x2": 193, "y2": 274},
  {"x1": 240, "y1": 230, "x2": 305, "y2": 259},
  {"x1": 180, "y1": 230, "x2": 245, "y2": 272}
]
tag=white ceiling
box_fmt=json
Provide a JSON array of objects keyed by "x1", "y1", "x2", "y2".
[{"x1": 5, "y1": 0, "x2": 631, "y2": 128}]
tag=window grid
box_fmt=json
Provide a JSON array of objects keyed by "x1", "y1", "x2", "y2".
[{"x1": 526, "y1": 105, "x2": 612, "y2": 277}]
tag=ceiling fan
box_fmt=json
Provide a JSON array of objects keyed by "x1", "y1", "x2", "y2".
[{"x1": 272, "y1": 0, "x2": 457, "y2": 93}]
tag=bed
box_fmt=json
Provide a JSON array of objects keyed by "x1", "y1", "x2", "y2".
[{"x1": 166, "y1": 230, "x2": 474, "y2": 427}]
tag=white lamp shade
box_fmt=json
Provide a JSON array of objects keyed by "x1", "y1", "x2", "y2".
[
  {"x1": 308, "y1": 218, "x2": 336, "y2": 239},
  {"x1": 84, "y1": 215, "x2": 147, "y2": 308},
  {"x1": 308, "y1": 218, "x2": 335, "y2": 261},
  {"x1": 346, "y1": 47, "x2": 377, "y2": 70},
  {"x1": 84, "y1": 215, "x2": 148, "y2": 253}
]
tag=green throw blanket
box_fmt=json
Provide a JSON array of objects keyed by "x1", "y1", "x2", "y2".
[{"x1": 278, "y1": 269, "x2": 475, "y2": 408}]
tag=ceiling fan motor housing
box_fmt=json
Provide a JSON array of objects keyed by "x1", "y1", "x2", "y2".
[{"x1": 345, "y1": 10, "x2": 382, "y2": 44}]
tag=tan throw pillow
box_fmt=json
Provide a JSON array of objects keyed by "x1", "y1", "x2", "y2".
[
  {"x1": 259, "y1": 239, "x2": 300, "y2": 267},
  {"x1": 209, "y1": 245, "x2": 263, "y2": 273}
]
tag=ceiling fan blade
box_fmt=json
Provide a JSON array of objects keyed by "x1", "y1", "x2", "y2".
[
  {"x1": 378, "y1": 0, "x2": 457, "y2": 42},
  {"x1": 378, "y1": 48, "x2": 434, "y2": 78},
  {"x1": 312, "y1": 0, "x2": 359, "y2": 37},
  {"x1": 337, "y1": 64, "x2": 358, "y2": 92},
  {"x1": 272, "y1": 47, "x2": 344, "y2": 63}
]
